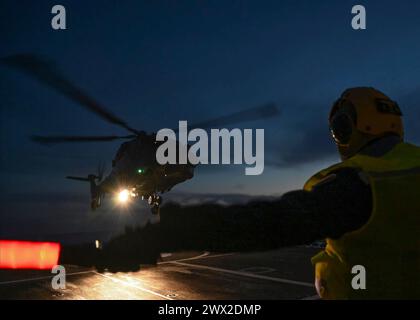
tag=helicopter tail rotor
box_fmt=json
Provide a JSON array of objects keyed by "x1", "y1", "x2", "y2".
[{"x1": 66, "y1": 173, "x2": 102, "y2": 210}]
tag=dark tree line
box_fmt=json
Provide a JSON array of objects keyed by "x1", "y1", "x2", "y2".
[{"x1": 61, "y1": 199, "x2": 319, "y2": 272}]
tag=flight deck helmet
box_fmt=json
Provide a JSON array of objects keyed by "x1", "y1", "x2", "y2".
[{"x1": 329, "y1": 87, "x2": 403, "y2": 159}]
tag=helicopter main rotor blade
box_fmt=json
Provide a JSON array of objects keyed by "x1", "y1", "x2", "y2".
[
  {"x1": 181, "y1": 102, "x2": 280, "y2": 131},
  {"x1": 31, "y1": 134, "x2": 136, "y2": 145},
  {"x1": 66, "y1": 176, "x2": 91, "y2": 182},
  {"x1": 2, "y1": 54, "x2": 141, "y2": 135}
]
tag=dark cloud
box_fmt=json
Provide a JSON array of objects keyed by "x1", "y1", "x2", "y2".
[{"x1": 266, "y1": 122, "x2": 337, "y2": 167}]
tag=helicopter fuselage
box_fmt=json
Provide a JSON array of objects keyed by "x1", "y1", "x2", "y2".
[{"x1": 96, "y1": 135, "x2": 195, "y2": 204}]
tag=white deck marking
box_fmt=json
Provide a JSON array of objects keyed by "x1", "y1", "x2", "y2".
[
  {"x1": 94, "y1": 272, "x2": 173, "y2": 300},
  {"x1": 158, "y1": 252, "x2": 236, "y2": 265},
  {"x1": 0, "y1": 270, "x2": 94, "y2": 285},
  {"x1": 170, "y1": 261, "x2": 314, "y2": 288},
  {"x1": 158, "y1": 251, "x2": 210, "y2": 264},
  {"x1": 193, "y1": 252, "x2": 236, "y2": 260}
]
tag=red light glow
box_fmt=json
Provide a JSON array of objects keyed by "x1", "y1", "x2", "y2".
[{"x1": 0, "y1": 240, "x2": 61, "y2": 269}]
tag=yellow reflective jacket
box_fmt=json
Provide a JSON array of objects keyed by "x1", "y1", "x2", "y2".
[{"x1": 304, "y1": 142, "x2": 420, "y2": 299}]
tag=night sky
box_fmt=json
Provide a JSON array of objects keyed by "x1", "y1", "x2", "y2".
[{"x1": 1, "y1": 0, "x2": 419, "y2": 241}]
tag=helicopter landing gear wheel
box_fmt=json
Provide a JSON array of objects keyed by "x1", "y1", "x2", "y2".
[
  {"x1": 91, "y1": 197, "x2": 101, "y2": 210},
  {"x1": 148, "y1": 194, "x2": 162, "y2": 215}
]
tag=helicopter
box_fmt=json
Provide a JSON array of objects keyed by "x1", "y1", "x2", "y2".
[{"x1": 2, "y1": 54, "x2": 279, "y2": 214}]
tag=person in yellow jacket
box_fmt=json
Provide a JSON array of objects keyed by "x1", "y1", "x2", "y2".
[{"x1": 304, "y1": 87, "x2": 420, "y2": 299}]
